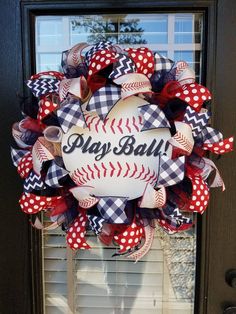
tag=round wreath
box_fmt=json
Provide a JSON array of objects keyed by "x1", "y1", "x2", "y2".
[{"x1": 11, "y1": 42, "x2": 233, "y2": 261}]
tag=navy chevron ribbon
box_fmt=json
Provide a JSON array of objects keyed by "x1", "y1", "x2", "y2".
[
  {"x1": 109, "y1": 53, "x2": 136, "y2": 80},
  {"x1": 87, "y1": 215, "x2": 105, "y2": 235},
  {"x1": 183, "y1": 106, "x2": 210, "y2": 137},
  {"x1": 27, "y1": 78, "x2": 60, "y2": 97},
  {"x1": 24, "y1": 171, "x2": 46, "y2": 192}
]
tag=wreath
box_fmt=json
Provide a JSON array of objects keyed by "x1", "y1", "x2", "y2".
[{"x1": 11, "y1": 42, "x2": 233, "y2": 261}]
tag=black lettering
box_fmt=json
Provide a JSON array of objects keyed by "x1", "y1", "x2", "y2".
[
  {"x1": 62, "y1": 133, "x2": 84, "y2": 154},
  {"x1": 113, "y1": 135, "x2": 135, "y2": 155},
  {"x1": 134, "y1": 143, "x2": 147, "y2": 156},
  {"x1": 81, "y1": 136, "x2": 93, "y2": 153},
  {"x1": 95, "y1": 143, "x2": 112, "y2": 161},
  {"x1": 146, "y1": 139, "x2": 164, "y2": 156}
]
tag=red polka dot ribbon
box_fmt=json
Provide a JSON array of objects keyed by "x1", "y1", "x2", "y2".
[
  {"x1": 203, "y1": 136, "x2": 234, "y2": 154},
  {"x1": 19, "y1": 192, "x2": 62, "y2": 214},
  {"x1": 187, "y1": 175, "x2": 210, "y2": 214},
  {"x1": 17, "y1": 152, "x2": 33, "y2": 178},
  {"x1": 87, "y1": 49, "x2": 117, "y2": 80},
  {"x1": 175, "y1": 83, "x2": 212, "y2": 112},
  {"x1": 30, "y1": 71, "x2": 64, "y2": 80},
  {"x1": 37, "y1": 95, "x2": 59, "y2": 121},
  {"x1": 114, "y1": 220, "x2": 144, "y2": 253},
  {"x1": 66, "y1": 212, "x2": 91, "y2": 250},
  {"x1": 125, "y1": 47, "x2": 154, "y2": 78}
]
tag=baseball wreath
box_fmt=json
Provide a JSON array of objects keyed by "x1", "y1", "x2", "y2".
[{"x1": 11, "y1": 42, "x2": 233, "y2": 261}]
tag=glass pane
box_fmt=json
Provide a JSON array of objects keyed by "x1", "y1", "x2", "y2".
[
  {"x1": 70, "y1": 15, "x2": 168, "y2": 46},
  {"x1": 174, "y1": 14, "x2": 202, "y2": 44},
  {"x1": 37, "y1": 53, "x2": 62, "y2": 72},
  {"x1": 35, "y1": 12, "x2": 203, "y2": 314},
  {"x1": 36, "y1": 17, "x2": 63, "y2": 46}
]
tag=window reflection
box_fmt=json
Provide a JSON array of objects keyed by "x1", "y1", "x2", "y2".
[{"x1": 36, "y1": 13, "x2": 202, "y2": 83}]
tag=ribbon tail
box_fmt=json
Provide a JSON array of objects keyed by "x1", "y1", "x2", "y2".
[{"x1": 127, "y1": 220, "x2": 154, "y2": 262}]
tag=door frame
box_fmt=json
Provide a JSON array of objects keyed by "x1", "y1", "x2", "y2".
[{"x1": 21, "y1": 1, "x2": 216, "y2": 313}]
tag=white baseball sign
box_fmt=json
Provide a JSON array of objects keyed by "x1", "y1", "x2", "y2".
[{"x1": 62, "y1": 96, "x2": 172, "y2": 200}]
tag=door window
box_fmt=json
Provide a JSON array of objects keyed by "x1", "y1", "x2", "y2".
[{"x1": 37, "y1": 13, "x2": 203, "y2": 314}]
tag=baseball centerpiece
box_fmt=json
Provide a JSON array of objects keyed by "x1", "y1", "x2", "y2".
[{"x1": 11, "y1": 41, "x2": 233, "y2": 260}]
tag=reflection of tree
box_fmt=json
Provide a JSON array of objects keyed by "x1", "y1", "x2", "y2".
[{"x1": 71, "y1": 15, "x2": 147, "y2": 45}]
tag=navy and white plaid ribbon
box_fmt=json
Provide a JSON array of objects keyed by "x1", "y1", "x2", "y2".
[
  {"x1": 183, "y1": 106, "x2": 210, "y2": 137},
  {"x1": 57, "y1": 95, "x2": 86, "y2": 133},
  {"x1": 109, "y1": 53, "x2": 136, "y2": 80},
  {"x1": 45, "y1": 159, "x2": 69, "y2": 188},
  {"x1": 10, "y1": 147, "x2": 29, "y2": 167},
  {"x1": 202, "y1": 126, "x2": 223, "y2": 143},
  {"x1": 154, "y1": 52, "x2": 174, "y2": 72},
  {"x1": 138, "y1": 104, "x2": 170, "y2": 131},
  {"x1": 97, "y1": 196, "x2": 129, "y2": 224},
  {"x1": 87, "y1": 85, "x2": 121, "y2": 120},
  {"x1": 157, "y1": 155, "x2": 185, "y2": 187},
  {"x1": 26, "y1": 78, "x2": 60, "y2": 97}
]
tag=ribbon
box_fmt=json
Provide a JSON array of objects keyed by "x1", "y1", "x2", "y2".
[
  {"x1": 109, "y1": 53, "x2": 136, "y2": 80},
  {"x1": 86, "y1": 84, "x2": 121, "y2": 120},
  {"x1": 175, "y1": 83, "x2": 212, "y2": 112},
  {"x1": 114, "y1": 73, "x2": 152, "y2": 98},
  {"x1": 183, "y1": 106, "x2": 210, "y2": 137},
  {"x1": 66, "y1": 212, "x2": 91, "y2": 250},
  {"x1": 57, "y1": 95, "x2": 86, "y2": 133},
  {"x1": 113, "y1": 219, "x2": 144, "y2": 254},
  {"x1": 45, "y1": 159, "x2": 69, "y2": 188},
  {"x1": 32, "y1": 137, "x2": 54, "y2": 174},
  {"x1": 203, "y1": 136, "x2": 234, "y2": 154},
  {"x1": 138, "y1": 103, "x2": 170, "y2": 131},
  {"x1": 139, "y1": 184, "x2": 166, "y2": 208},
  {"x1": 19, "y1": 192, "x2": 62, "y2": 214},
  {"x1": 59, "y1": 76, "x2": 89, "y2": 101},
  {"x1": 97, "y1": 196, "x2": 129, "y2": 224},
  {"x1": 125, "y1": 47, "x2": 155, "y2": 78},
  {"x1": 157, "y1": 155, "x2": 185, "y2": 187}
]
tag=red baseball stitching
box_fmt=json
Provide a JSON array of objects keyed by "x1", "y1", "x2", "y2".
[
  {"x1": 60, "y1": 80, "x2": 71, "y2": 100},
  {"x1": 122, "y1": 81, "x2": 150, "y2": 91},
  {"x1": 71, "y1": 45, "x2": 82, "y2": 66},
  {"x1": 33, "y1": 141, "x2": 48, "y2": 162},
  {"x1": 175, "y1": 61, "x2": 188, "y2": 77},
  {"x1": 84, "y1": 113, "x2": 143, "y2": 134},
  {"x1": 155, "y1": 189, "x2": 165, "y2": 207},
  {"x1": 71, "y1": 162, "x2": 157, "y2": 187},
  {"x1": 173, "y1": 131, "x2": 192, "y2": 153},
  {"x1": 79, "y1": 196, "x2": 98, "y2": 208}
]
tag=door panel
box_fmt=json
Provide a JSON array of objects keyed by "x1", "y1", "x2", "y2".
[
  {"x1": 37, "y1": 12, "x2": 201, "y2": 314},
  {"x1": 0, "y1": 1, "x2": 235, "y2": 314}
]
